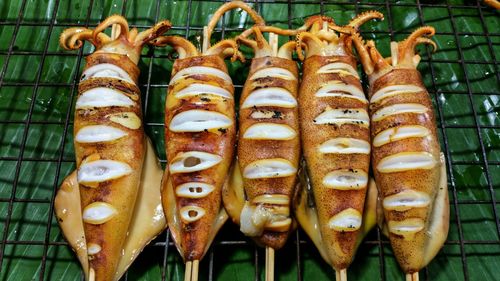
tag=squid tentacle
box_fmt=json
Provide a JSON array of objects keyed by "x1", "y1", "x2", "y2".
[
  {"x1": 296, "y1": 31, "x2": 324, "y2": 61},
  {"x1": 238, "y1": 25, "x2": 299, "y2": 58},
  {"x1": 277, "y1": 41, "x2": 296, "y2": 60},
  {"x1": 204, "y1": 1, "x2": 265, "y2": 50},
  {"x1": 59, "y1": 27, "x2": 102, "y2": 50},
  {"x1": 93, "y1": 15, "x2": 130, "y2": 45},
  {"x1": 299, "y1": 15, "x2": 335, "y2": 34},
  {"x1": 150, "y1": 36, "x2": 199, "y2": 59},
  {"x1": 397, "y1": 26, "x2": 436, "y2": 65},
  {"x1": 135, "y1": 20, "x2": 173, "y2": 47},
  {"x1": 205, "y1": 39, "x2": 245, "y2": 62},
  {"x1": 347, "y1": 10, "x2": 384, "y2": 30}
]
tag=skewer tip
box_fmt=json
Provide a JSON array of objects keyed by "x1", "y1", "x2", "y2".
[
  {"x1": 335, "y1": 268, "x2": 347, "y2": 281},
  {"x1": 405, "y1": 272, "x2": 419, "y2": 281},
  {"x1": 265, "y1": 246, "x2": 275, "y2": 281}
]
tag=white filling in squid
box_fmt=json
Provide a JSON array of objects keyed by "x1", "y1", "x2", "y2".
[
  {"x1": 82, "y1": 202, "x2": 118, "y2": 225},
  {"x1": 179, "y1": 205, "x2": 206, "y2": 223},
  {"x1": 252, "y1": 194, "x2": 290, "y2": 205},
  {"x1": 318, "y1": 138, "x2": 370, "y2": 154},
  {"x1": 383, "y1": 189, "x2": 431, "y2": 211},
  {"x1": 81, "y1": 63, "x2": 134, "y2": 84},
  {"x1": 377, "y1": 152, "x2": 437, "y2": 173},
  {"x1": 174, "y1": 83, "x2": 232, "y2": 100},
  {"x1": 169, "y1": 110, "x2": 232, "y2": 132},
  {"x1": 78, "y1": 160, "x2": 132, "y2": 184},
  {"x1": 76, "y1": 88, "x2": 135, "y2": 109},
  {"x1": 328, "y1": 208, "x2": 362, "y2": 232},
  {"x1": 372, "y1": 103, "x2": 428, "y2": 122},
  {"x1": 169, "y1": 151, "x2": 222, "y2": 174},
  {"x1": 370, "y1": 84, "x2": 424, "y2": 104},
  {"x1": 169, "y1": 66, "x2": 232, "y2": 85},
  {"x1": 75, "y1": 125, "x2": 128, "y2": 143},
  {"x1": 313, "y1": 108, "x2": 369, "y2": 127},
  {"x1": 175, "y1": 182, "x2": 215, "y2": 199},
  {"x1": 249, "y1": 67, "x2": 296, "y2": 81},
  {"x1": 243, "y1": 158, "x2": 297, "y2": 179},
  {"x1": 388, "y1": 218, "x2": 425, "y2": 236},
  {"x1": 322, "y1": 169, "x2": 368, "y2": 190},
  {"x1": 317, "y1": 62, "x2": 360, "y2": 78},
  {"x1": 242, "y1": 123, "x2": 296, "y2": 140},
  {"x1": 87, "y1": 243, "x2": 102, "y2": 255},
  {"x1": 241, "y1": 88, "x2": 297, "y2": 109},
  {"x1": 373, "y1": 125, "x2": 430, "y2": 147},
  {"x1": 314, "y1": 81, "x2": 367, "y2": 103}
]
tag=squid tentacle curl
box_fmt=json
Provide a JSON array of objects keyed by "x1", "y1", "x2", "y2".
[
  {"x1": 237, "y1": 25, "x2": 299, "y2": 59},
  {"x1": 204, "y1": 0, "x2": 265, "y2": 51},
  {"x1": 59, "y1": 15, "x2": 172, "y2": 64},
  {"x1": 348, "y1": 25, "x2": 437, "y2": 79},
  {"x1": 152, "y1": 1, "x2": 262, "y2": 60}
]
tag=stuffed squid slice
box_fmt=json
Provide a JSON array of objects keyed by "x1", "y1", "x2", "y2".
[
  {"x1": 294, "y1": 12, "x2": 382, "y2": 281},
  {"x1": 152, "y1": 2, "x2": 262, "y2": 280},
  {"x1": 56, "y1": 16, "x2": 171, "y2": 281},
  {"x1": 350, "y1": 26, "x2": 449, "y2": 281}
]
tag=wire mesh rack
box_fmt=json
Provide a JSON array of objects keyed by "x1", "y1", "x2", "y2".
[{"x1": 0, "y1": 0, "x2": 498, "y2": 280}]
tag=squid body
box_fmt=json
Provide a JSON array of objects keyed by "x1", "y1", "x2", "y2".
[
  {"x1": 293, "y1": 12, "x2": 383, "y2": 277},
  {"x1": 55, "y1": 16, "x2": 171, "y2": 281},
  {"x1": 351, "y1": 26, "x2": 450, "y2": 277}
]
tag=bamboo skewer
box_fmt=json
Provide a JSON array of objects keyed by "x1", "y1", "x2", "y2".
[
  {"x1": 184, "y1": 260, "x2": 200, "y2": 281},
  {"x1": 192, "y1": 260, "x2": 199, "y2": 281},
  {"x1": 184, "y1": 261, "x2": 192, "y2": 281},
  {"x1": 406, "y1": 272, "x2": 419, "y2": 281},
  {"x1": 265, "y1": 247, "x2": 275, "y2": 281},
  {"x1": 335, "y1": 269, "x2": 347, "y2": 281}
]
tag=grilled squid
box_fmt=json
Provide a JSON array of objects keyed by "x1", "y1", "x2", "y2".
[
  {"x1": 349, "y1": 26, "x2": 450, "y2": 280},
  {"x1": 152, "y1": 1, "x2": 260, "y2": 279},
  {"x1": 55, "y1": 16, "x2": 171, "y2": 281},
  {"x1": 221, "y1": 24, "x2": 300, "y2": 280},
  {"x1": 293, "y1": 12, "x2": 383, "y2": 280}
]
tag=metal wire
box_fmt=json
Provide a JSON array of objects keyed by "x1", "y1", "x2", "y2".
[{"x1": 0, "y1": 0, "x2": 499, "y2": 281}]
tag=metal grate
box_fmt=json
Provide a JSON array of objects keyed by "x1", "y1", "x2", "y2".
[{"x1": 0, "y1": 0, "x2": 499, "y2": 280}]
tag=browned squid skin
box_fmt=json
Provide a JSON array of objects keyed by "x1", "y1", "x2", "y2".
[
  {"x1": 299, "y1": 54, "x2": 370, "y2": 270},
  {"x1": 74, "y1": 55, "x2": 145, "y2": 281},
  {"x1": 370, "y1": 70, "x2": 441, "y2": 274},
  {"x1": 59, "y1": 16, "x2": 171, "y2": 281},
  {"x1": 165, "y1": 55, "x2": 235, "y2": 261},
  {"x1": 238, "y1": 56, "x2": 300, "y2": 249},
  {"x1": 351, "y1": 26, "x2": 447, "y2": 274}
]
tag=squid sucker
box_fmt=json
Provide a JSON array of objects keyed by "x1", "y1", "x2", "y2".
[
  {"x1": 350, "y1": 26, "x2": 450, "y2": 279},
  {"x1": 55, "y1": 15, "x2": 171, "y2": 281},
  {"x1": 222, "y1": 23, "x2": 300, "y2": 251},
  {"x1": 293, "y1": 12, "x2": 383, "y2": 280}
]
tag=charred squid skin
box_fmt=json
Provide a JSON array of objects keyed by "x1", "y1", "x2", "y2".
[
  {"x1": 58, "y1": 16, "x2": 171, "y2": 281},
  {"x1": 237, "y1": 56, "x2": 300, "y2": 250},
  {"x1": 350, "y1": 26, "x2": 449, "y2": 274},
  {"x1": 165, "y1": 55, "x2": 236, "y2": 261}
]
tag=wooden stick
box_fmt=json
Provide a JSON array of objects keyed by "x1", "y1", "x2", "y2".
[
  {"x1": 202, "y1": 26, "x2": 209, "y2": 54},
  {"x1": 269, "y1": 33, "x2": 279, "y2": 57},
  {"x1": 265, "y1": 247, "x2": 275, "y2": 281},
  {"x1": 184, "y1": 261, "x2": 192, "y2": 281},
  {"x1": 192, "y1": 260, "x2": 199, "y2": 281},
  {"x1": 405, "y1": 272, "x2": 419, "y2": 281},
  {"x1": 335, "y1": 269, "x2": 347, "y2": 281},
  {"x1": 111, "y1": 24, "x2": 120, "y2": 40}
]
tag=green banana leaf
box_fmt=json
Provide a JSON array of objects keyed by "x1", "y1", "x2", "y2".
[{"x1": 0, "y1": 0, "x2": 499, "y2": 280}]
